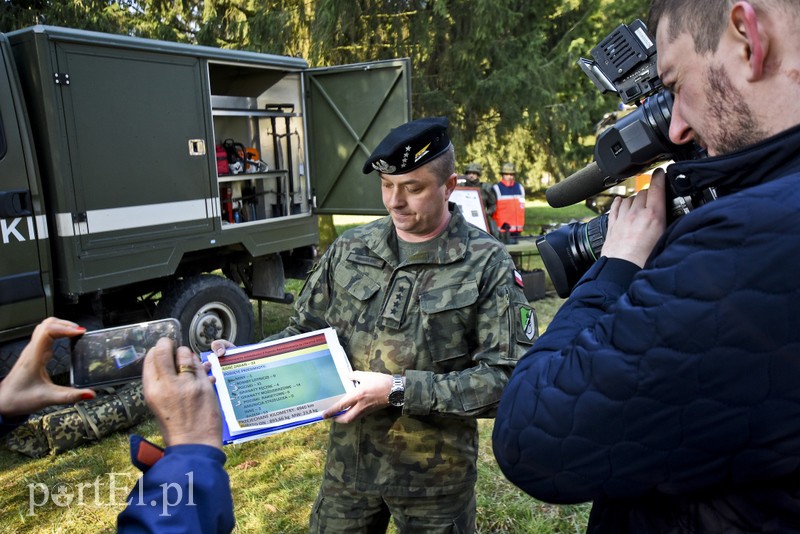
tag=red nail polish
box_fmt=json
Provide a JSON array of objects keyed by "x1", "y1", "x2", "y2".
[
  {"x1": 75, "y1": 326, "x2": 87, "y2": 332},
  {"x1": 80, "y1": 392, "x2": 95, "y2": 400}
]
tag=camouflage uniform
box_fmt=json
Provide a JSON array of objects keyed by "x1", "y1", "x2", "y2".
[{"x1": 267, "y1": 203, "x2": 535, "y2": 521}]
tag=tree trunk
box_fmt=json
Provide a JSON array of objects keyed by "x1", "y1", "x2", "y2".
[{"x1": 317, "y1": 214, "x2": 337, "y2": 253}]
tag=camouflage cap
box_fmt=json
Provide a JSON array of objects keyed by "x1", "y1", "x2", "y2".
[
  {"x1": 362, "y1": 117, "x2": 452, "y2": 175},
  {"x1": 465, "y1": 162, "x2": 482, "y2": 175},
  {"x1": 501, "y1": 162, "x2": 516, "y2": 174}
]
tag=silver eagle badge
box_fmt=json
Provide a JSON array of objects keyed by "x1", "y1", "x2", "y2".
[{"x1": 372, "y1": 159, "x2": 396, "y2": 174}]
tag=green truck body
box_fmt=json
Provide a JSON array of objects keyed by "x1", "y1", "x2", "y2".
[{"x1": 0, "y1": 25, "x2": 409, "y2": 374}]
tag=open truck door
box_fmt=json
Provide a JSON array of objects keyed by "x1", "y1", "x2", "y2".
[{"x1": 305, "y1": 59, "x2": 411, "y2": 216}]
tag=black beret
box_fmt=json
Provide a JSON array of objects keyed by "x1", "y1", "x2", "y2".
[{"x1": 362, "y1": 117, "x2": 451, "y2": 175}]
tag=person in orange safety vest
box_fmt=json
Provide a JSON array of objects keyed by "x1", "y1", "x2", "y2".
[{"x1": 492, "y1": 162, "x2": 525, "y2": 242}]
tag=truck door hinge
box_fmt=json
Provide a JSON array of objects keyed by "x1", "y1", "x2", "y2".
[
  {"x1": 54, "y1": 72, "x2": 70, "y2": 86},
  {"x1": 72, "y1": 212, "x2": 87, "y2": 223}
]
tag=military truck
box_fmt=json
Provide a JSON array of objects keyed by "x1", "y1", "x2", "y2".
[{"x1": 0, "y1": 25, "x2": 408, "y2": 376}]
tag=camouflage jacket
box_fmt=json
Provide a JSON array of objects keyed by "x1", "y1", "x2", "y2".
[{"x1": 267, "y1": 204, "x2": 536, "y2": 496}]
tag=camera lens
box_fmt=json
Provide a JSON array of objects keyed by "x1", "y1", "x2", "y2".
[{"x1": 536, "y1": 214, "x2": 608, "y2": 297}]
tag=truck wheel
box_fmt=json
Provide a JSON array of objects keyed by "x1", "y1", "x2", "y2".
[
  {"x1": 157, "y1": 275, "x2": 255, "y2": 354},
  {"x1": 0, "y1": 313, "x2": 103, "y2": 380},
  {"x1": 0, "y1": 337, "x2": 71, "y2": 379}
]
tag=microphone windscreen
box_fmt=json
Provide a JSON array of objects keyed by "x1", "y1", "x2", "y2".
[{"x1": 545, "y1": 161, "x2": 610, "y2": 208}]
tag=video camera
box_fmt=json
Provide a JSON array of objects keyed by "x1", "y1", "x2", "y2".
[{"x1": 536, "y1": 19, "x2": 709, "y2": 298}]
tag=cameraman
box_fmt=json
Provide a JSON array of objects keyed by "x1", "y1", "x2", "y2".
[{"x1": 493, "y1": 1, "x2": 800, "y2": 532}]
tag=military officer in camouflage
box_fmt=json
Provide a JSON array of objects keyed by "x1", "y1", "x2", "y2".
[{"x1": 217, "y1": 117, "x2": 536, "y2": 532}]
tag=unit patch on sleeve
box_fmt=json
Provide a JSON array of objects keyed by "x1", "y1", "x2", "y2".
[{"x1": 516, "y1": 303, "x2": 537, "y2": 344}]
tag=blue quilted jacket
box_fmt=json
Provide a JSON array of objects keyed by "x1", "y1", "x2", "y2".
[{"x1": 493, "y1": 124, "x2": 800, "y2": 533}]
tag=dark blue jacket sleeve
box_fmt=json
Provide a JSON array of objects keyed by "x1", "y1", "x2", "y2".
[
  {"x1": 492, "y1": 256, "x2": 640, "y2": 504},
  {"x1": 117, "y1": 444, "x2": 234, "y2": 533}
]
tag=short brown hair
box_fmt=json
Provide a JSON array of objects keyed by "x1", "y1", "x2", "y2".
[
  {"x1": 649, "y1": 1, "x2": 800, "y2": 54},
  {"x1": 426, "y1": 144, "x2": 456, "y2": 185},
  {"x1": 647, "y1": 0, "x2": 733, "y2": 53}
]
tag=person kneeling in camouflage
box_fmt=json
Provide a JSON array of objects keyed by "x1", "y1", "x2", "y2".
[{"x1": 215, "y1": 117, "x2": 537, "y2": 533}]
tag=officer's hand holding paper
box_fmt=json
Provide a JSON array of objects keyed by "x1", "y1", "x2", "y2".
[{"x1": 320, "y1": 370, "x2": 394, "y2": 423}]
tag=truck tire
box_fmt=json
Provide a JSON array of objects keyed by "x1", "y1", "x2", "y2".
[
  {"x1": 0, "y1": 314, "x2": 105, "y2": 380},
  {"x1": 157, "y1": 275, "x2": 255, "y2": 354},
  {"x1": 0, "y1": 337, "x2": 71, "y2": 379}
]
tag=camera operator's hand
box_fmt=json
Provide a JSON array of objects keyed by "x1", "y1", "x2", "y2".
[
  {"x1": 142, "y1": 338, "x2": 222, "y2": 450},
  {"x1": 601, "y1": 169, "x2": 667, "y2": 268}
]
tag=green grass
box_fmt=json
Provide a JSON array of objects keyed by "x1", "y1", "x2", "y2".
[
  {"x1": 523, "y1": 199, "x2": 595, "y2": 235},
  {"x1": 0, "y1": 203, "x2": 593, "y2": 533}
]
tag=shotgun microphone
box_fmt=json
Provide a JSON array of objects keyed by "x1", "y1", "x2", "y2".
[{"x1": 545, "y1": 161, "x2": 624, "y2": 208}]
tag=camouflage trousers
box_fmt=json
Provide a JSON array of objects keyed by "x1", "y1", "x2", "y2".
[{"x1": 309, "y1": 484, "x2": 476, "y2": 534}]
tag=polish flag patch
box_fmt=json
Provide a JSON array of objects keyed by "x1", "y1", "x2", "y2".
[{"x1": 514, "y1": 270, "x2": 524, "y2": 288}]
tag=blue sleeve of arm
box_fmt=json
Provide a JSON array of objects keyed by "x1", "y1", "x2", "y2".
[
  {"x1": 492, "y1": 257, "x2": 640, "y2": 504},
  {"x1": 530, "y1": 257, "x2": 639, "y2": 354},
  {"x1": 117, "y1": 444, "x2": 234, "y2": 533}
]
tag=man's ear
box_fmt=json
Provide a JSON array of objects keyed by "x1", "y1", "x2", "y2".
[
  {"x1": 729, "y1": 1, "x2": 766, "y2": 81},
  {"x1": 443, "y1": 173, "x2": 458, "y2": 198}
]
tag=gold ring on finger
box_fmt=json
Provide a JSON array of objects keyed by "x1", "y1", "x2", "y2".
[{"x1": 178, "y1": 364, "x2": 195, "y2": 375}]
